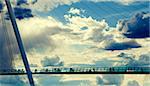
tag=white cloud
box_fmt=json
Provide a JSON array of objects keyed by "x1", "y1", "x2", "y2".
[
  {"x1": 68, "y1": 7, "x2": 85, "y2": 15},
  {"x1": 28, "y1": 0, "x2": 80, "y2": 11},
  {"x1": 83, "y1": 19, "x2": 108, "y2": 42},
  {"x1": 12, "y1": 9, "x2": 150, "y2": 67},
  {"x1": 65, "y1": 14, "x2": 108, "y2": 32},
  {"x1": 127, "y1": 80, "x2": 140, "y2": 86},
  {"x1": 117, "y1": 0, "x2": 135, "y2": 5},
  {"x1": 96, "y1": 74, "x2": 149, "y2": 86},
  {"x1": 1, "y1": 6, "x2": 150, "y2": 86},
  {"x1": 68, "y1": 8, "x2": 81, "y2": 15},
  {"x1": 17, "y1": 16, "x2": 63, "y2": 38},
  {"x1": 64, "y1": 11, "x2": 125, "y2": 44},
  {"x1": 17, "y1": 17, "x2": 62, "y2": 52},
  {"x1": 1, "y1": 5, "x2": 148, "y2": 69},
  {"x1": 41, "y1": 55, "x2": 64, "y2": 67},
  {"x1": 88, "y1": 0, "x2": 141, "y2": 5}
]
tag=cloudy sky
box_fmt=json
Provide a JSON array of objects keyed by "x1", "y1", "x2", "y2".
[
  {"x1": 0, "y1": 0, "x2": 150, "y2": 86},
  {"x1": 6, "y1": 0, "x2": 149, "y2": 67}
]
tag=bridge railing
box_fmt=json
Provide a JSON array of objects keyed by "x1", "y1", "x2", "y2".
[{"x1": 0, "y1": 67, "x2": 150, "y2": 75}]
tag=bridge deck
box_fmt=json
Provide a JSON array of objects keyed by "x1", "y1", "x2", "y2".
[{"x1": 0, "y1": 67, "x2": 150, "y2": 75}]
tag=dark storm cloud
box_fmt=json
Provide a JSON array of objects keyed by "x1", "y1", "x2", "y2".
[
  {"x1": 104, "y1": 40, "x2": 141, "y2": 50},
  {"x1": 0, "y1": 16, "x2": 20, "y2": 70},
  {"x1": 17, "y1": 0, "x2": 28, "y2": 6},
  {"x1": 0, "y1": 3, "x2": 2, "y2": 11},
  {"x1": 17, "y1": 0, "x2": 38, "y2": 5},
  {"x1": 0, "y1": 17, "x2": 59, "y2": 70},
  {"x1": 0, "y1": 1, "x2": 3, "y2": 12},
  {"x1": 118, "y1": 12, "x2": 150, "y2": 38},
  {"x1": 0, "y1": 0, "x2": 33, "y2": 19},
  {"x1": 5, "y1": 7, "x2": 33, "y2": 20}
]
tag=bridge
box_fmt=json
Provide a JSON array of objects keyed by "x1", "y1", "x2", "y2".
[{"x1": 0, "y1": 67, "x2": 150, "y2": 75}]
